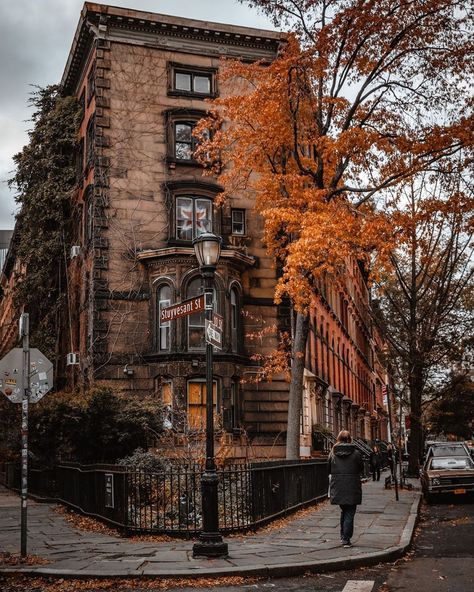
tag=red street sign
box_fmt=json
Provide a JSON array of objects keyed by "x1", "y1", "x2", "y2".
[
  {"x1": 211, "y1": 312, "x2": 224, "y2": 331},
  {"x1": 160, "y1": 295, "x2": 205, "y2": 322}
]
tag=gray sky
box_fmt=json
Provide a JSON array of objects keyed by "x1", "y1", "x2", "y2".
[{"x1": 0, "y1": 0, "x2": 274, "y2": 229}]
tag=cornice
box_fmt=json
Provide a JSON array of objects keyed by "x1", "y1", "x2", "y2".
[{"x1": 61, "y1": 3, "x2": 286, "y2": 95}]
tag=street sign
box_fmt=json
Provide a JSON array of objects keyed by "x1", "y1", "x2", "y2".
[
  {"x1": 205, "y1": 319, "x2": 222, "y2": 350},
  {"x1": 160, "y1": 295, "x2": 205, "y2": 323},
  {"x1": 0, "y1": 348, "x2": 53, "y2": 404},
  {"x1": 29, "y1": 349, "x2": 54, "y2": 403},
  {"x1": 211, "y1": 312, "x2": 224, "y2": 332}
]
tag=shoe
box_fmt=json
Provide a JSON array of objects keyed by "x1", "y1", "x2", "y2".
[{"x1": 343, "y1": 541, "x2": 352, "y2": 548}]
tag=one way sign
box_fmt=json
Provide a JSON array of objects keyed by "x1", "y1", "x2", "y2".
[{"x1": 205, "y1": 320, "x2": 222, "y2": 350}]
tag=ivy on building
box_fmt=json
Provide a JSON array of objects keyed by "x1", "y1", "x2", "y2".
[{"x1": 8, "y1": 85, "x2": 82, "y2": 359}]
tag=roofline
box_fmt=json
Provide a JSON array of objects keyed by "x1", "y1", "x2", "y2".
[{"x1": 61, "y1": 2, "x2": 286, "y2": 94}]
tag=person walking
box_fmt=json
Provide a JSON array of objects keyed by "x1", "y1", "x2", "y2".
[
  {"x1": 386, "y1": 443, "x2": 395, "y2": 480},
  {"x1": 370, "y1": 444, "x2": 383, "y2": 481},
  {"x1": 328, "y1": 430, "x2": 364, "y2": 548}
]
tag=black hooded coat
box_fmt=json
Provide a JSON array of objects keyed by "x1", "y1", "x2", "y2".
[{"x1": 328, "y1": 443, "x2": 364, "y2": 505}]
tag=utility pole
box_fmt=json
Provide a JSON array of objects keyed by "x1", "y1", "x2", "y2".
[{"x1": 20, "y1": 312, "x2": 30, "y2": 557}]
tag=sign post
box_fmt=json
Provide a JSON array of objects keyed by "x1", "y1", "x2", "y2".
[
  {"x1": 0, "y1": 313, "x2": 54, "y2": 558},
  {"x1": 20, "y1": 313, "x2": 30, "y2": 558}
]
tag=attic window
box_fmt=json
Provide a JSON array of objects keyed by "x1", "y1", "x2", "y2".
[{"x1": 169, "y1": 63, "x2": 217, "y2": 98}]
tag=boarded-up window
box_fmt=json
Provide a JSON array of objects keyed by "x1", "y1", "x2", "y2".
[{"x1": 187, "y1": 380, "x2": 217, "y2": 431}]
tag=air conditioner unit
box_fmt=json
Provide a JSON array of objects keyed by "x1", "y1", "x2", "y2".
[
  {"x1": 70, "y1": 245, "x2": 81, "y2": 259},
  {"x1": 66, "y1": 352, "x2": 80, "y2": 366}
]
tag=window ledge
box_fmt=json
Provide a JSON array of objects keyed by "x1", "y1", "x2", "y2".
[{"x1": 167, "y1": 90, "x2": 217, "y2": 100}]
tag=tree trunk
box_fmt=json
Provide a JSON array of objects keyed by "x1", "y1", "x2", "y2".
[
  {"x1": 286, "y1": 311, "x2": 310, "y2": 460},
  {"x1": 408, "y1": 363, "x2": 424, "y2": 475}
]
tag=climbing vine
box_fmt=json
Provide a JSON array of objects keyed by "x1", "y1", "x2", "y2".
[{"x1": 8, "y1": 85, "x2": 81, "y2": 359}]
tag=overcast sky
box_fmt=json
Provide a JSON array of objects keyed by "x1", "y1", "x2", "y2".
[{"x1": 0, "y1": 0, "x2": 274, "y2": 229}]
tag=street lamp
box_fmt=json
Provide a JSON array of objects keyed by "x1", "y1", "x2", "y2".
[{"x1": 192, "y1": 232, "x2": 228, "y2": 558}]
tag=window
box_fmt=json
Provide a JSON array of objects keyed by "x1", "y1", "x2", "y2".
[
  {"x1": 230, "y1": 287, "x2": 239, "y2": 352},
  {"x1": 230, "y1": 380, "x2": 239, "y2": 429},
  {"x1": 186, "y1": 277, "x2": 218, "y2": 351},
  {"x1": 161, "y1": 380, "x2": 173, "y2": 429},
  {"x1": 76, "y1": 138, "x2": 84, "y2": 182},
  {"x1": 187, "y1": 380, "x2": 217, "y2": 431},
  {"x1": 231, "y1": 209, "x2": 245, "y2": 235},
  {"x1": 170, "y1": 64, "x2": 216, "y2": 97},
  {"x1": 187, "y1": 277, "x2": 205, "y2": 350},
  {"x1": 174, "y1": 121, "x2": 197, "y2": 160},
  {"x1": 87, "y1": 63, "x2": 95, "y2": 105},
  {"x1": 176, "y1": 196, "x2": 212, "y2": 241},
  {"x1": 84, "y1": 185, "x2": 94, "y2": 244},
  {"x1": 86, "y1": 115, "x2": 95, "y2": 167},
  {"x1": 175, "y1": 71, "x2": 211, "y2": 94},
  {"x1": 158, "y1": 285, "x2": 172, "y2": 351}
]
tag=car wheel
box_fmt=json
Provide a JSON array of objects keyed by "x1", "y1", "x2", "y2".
[{"x1": 423, "y1": 491, "x2": 433, "y2": 504}]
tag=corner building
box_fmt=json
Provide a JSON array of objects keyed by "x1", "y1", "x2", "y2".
[
  {"x1": 1, "y1": 3, "x2": 389, "y2": 458},
  {"x1": 63, "y1": 2, "x2": 291, "y2": 457}
]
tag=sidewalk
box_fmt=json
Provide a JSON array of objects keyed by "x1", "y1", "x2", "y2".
[{"x1": 0, "y1": 478, "x2": 420, "y2": 579}]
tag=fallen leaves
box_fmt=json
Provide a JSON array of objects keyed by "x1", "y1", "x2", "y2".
[
  {"x1": 0, "y1": 553, "x2": 50, "y2": 566},
  {"x1": 0, "y1": 574, "x2": 259, "y2": 592}
]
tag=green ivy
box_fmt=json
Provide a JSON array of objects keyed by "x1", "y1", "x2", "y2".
[{"x1": 9, "y1": 85, "x2": 81, "y2": 359}]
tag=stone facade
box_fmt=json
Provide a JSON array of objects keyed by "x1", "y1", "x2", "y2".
[{"x1": 0, "y1": 3, "x2": 389, "y2": 457}]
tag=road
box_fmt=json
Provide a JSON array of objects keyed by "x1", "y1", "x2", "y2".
[{"x1": 0, "y1": 496, "x2": 473, "y2": 592}]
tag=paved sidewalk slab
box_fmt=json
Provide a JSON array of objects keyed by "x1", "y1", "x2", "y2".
[{"x1": 0, "y1": 479, "x2": 420, "y2": 579}]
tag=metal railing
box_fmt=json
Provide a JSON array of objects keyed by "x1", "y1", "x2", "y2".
[{"x1": 0, "y1": 459, "x2": 329, "y2": 536}]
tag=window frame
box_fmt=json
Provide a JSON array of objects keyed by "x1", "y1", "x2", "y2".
[
  {"x1": 187, "y1": 379, "x2": 219, "y2": 432},
  {"x1": 176, "y1": 195, "x2": 213, "y2": 242},
  {"x1": 231, "y1": 209, "x2": 246, "y2": 236},
  {"x1": 164, "y1": 108, "x2": 209, "y2": 166},
  {"x1": 168, "y1": 62, "x2": 217, "y2": 99},
  {"x1": 157, "y1": 284, "x2": 173, "y2": 352}
]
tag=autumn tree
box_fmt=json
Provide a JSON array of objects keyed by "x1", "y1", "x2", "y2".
[
  {"x1": 196, "y1": 0, "x2": 473, "y2": 458},
  {"x1": 427, "y1": 373, "x2": 474, "y2": 440},
  {"x1": 376, "y1": 173, "x2": 473, "y2": 472}
]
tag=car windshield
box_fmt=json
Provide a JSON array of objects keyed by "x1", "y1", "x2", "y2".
[
  {"x1": 430, "y1": 457, "x2": 474, "y2": 470},
  {"x1": 429, "y1": 445, "x2": 468, "y2": 457}
]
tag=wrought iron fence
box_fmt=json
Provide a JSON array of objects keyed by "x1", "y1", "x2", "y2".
[{"x1": 0, "y1": 459, "x2": 329, "y2": 536}]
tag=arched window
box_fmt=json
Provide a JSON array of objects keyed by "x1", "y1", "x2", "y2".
[
  {"x1": 230, "y1": 287, "x2": 239, "y2": 353},
  {"x1": 157, "y1": 284, "x2": 172, "y2": 351},
  {"x1": 187, "y1": 277, "x2": 205, "y2": 350}
]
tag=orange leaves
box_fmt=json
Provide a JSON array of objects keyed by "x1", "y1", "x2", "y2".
[{"x1": 194, "y1": 0, "x2": 472, "y2": 313}]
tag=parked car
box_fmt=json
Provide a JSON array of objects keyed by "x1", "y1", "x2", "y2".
[
  {"x1": 425, "y1": 441, "x2": 470, "y2": 460},
  {"x1": 420, "y1": 455, "x2": 474, "y2": 503}
]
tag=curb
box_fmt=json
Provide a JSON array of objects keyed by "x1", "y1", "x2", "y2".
[{"x1": 0, "y1": 493, "x2": 422, "y2": 581}]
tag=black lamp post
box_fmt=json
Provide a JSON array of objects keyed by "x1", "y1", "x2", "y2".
[{"x1": 192, "y1": 232, "x2": 228, "y2": 558}]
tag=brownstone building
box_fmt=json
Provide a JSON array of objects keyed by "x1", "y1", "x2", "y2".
[{"x1": 0, "y1": 3, "x2": 389, "y2": 457}]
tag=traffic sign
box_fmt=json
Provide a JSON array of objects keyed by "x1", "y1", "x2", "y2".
[
  {"x1": 0, "y1": 348, "x2": 53, "y2": 404},
  {"x1": 160, "y1": 295, "x2": 205, "y2": 322},
  {"x1": 211, "y1": 312, "x2": 224, "y2": 332},
  {"x1": 205, "y1": 320, "x2": 222, "y2": 350}
]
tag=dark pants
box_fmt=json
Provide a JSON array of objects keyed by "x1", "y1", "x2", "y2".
[
  {"x1": 339, "y1": 504, "x2": 357, "y2": 543},
  {"x1": 372, "y1": 467, "x2": 381, "y2": 481}
]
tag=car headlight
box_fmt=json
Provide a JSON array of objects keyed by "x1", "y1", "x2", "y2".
[{"x1": 431, "y1": 477, "x2": 440, "y2": 486}]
